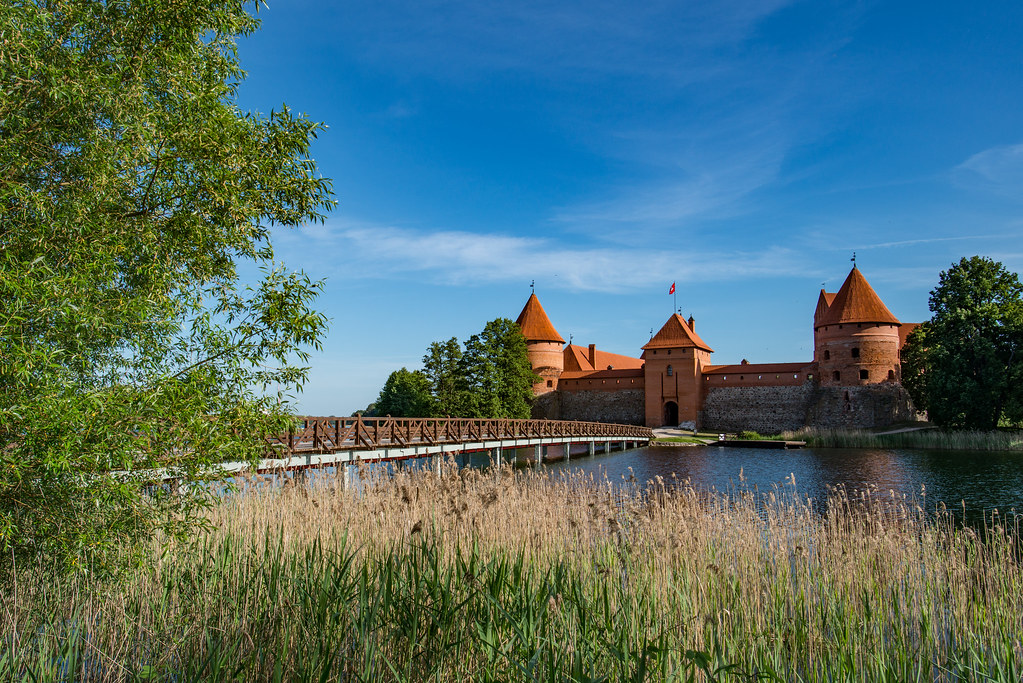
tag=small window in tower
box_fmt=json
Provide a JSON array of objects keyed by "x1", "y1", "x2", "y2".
[
  {"x1": 667, "y1": 349, "x2": 671, "y2": 355},
  {"x1": 851, "y1": 347, "x2": 860, "y2": 358},
  {"x1": 546, "y1": 380, "x2": 553, "y2": 388},
  {"x1": 888, "y1": 370, "x2": 895, "y2": 381},
  {"x1": 824, "y1": 350, "x2": 831, "y2": 360},
  {"x1": 793, "y1": 374, "x2": 798, "y2": 379},
  {"x1": 666, "y1": 365, "x2": 673, "y2": 376},
  {"x1": 859, "y1": 370, "x2": 869, "y2": 380},
  {"x1": 740, "y1": 375, "x2": 744, "y2": 380},
  {"x1": 758, "y1": 375, "x2": 762, "y2": 379},
  {"x1": 833, "y1": 370, "x2": 841, "y2": 382}
]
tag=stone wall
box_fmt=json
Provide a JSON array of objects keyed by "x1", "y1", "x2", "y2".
[
  {"x1": 531, "y1": 389, "x2": 645, "y2": 425},
  {"x1": 701, "y1": 383, "x2": 816, "y2": 434},
  {"x1": 805, "y1": 384, "x2": 917, "y2": 429},
  {"x1": 701, "y1": 382, "x2": 919, "y2": 433}
]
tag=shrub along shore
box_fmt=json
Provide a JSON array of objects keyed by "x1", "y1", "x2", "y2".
[{"x1": 4, "y1": 465, "x2": 1022, "y2": 681}]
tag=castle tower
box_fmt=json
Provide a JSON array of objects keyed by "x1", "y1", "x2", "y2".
[
  {"x1": 515, "y1": 292, "x2": 565, "y2": 394},
  {"x1": 641, "y1": 314, "x2": 713, "y2": 427},
  {"x1": 814, "y1": 266, "x2": 902, "y2": 387}
]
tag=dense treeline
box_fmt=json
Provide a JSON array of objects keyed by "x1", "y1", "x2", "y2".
[
  {"x1": 361, "y1": 318, "x2": 539, "y2": 419},
  {"x1": 901, "y1": 257, "x2": 1023, "y2": 430}
]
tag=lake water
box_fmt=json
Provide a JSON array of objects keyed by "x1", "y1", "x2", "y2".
[{"x1": 488, "y1": 444, "x2": 1023, "y2": 522}]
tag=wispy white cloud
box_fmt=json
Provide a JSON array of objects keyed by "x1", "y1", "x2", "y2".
[
  {"x1": 956, "y1": 143, "x2": 1023, "y2": 195},
  {"x1": 346, "y1": 0, "x2": 799, "y2": 83},
  {"x1": 846, "y1": 234, "x2": 1009, "y2": 250},
  {"x1": 279, "y1": 220, "x2": 816, "y2": 293}
]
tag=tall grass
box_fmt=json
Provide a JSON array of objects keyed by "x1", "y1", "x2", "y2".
[
  {"x1": 3, "y1": 463, "x2": 1022, "y2": 681},
  {"x1": 779, "y1": 427, "x2": 1023, "y2": 451}
]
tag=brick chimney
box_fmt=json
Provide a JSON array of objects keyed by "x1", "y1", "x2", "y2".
[
  {"x1": 588, "y1": 343, "x2": 596, "y2": 367},
  {"x1": 687, "y1": 315, "x2": 695, "y2": 332}
]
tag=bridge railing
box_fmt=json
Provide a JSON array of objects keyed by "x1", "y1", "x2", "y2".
[{"x1": 268, "y1": 417, "x2": 653, "y2": 455}]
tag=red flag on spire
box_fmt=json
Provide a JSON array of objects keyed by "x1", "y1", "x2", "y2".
[{"x1": 668, "y1": 282, "x2": 675, "y2": 295}]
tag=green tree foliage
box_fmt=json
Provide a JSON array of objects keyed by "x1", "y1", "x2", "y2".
[
  {"x1": 374, "y1": 368, "x2": 435, "y2": 417},
  {"x1": 0, "y1": 0, "x2": 332, "y2": 573},
  {"x1": 458, "y1": 318, "x2": 538, "y2": 419},
  {"x1": 422, "y1": 337, "x2": 464, "y2": 415},
  {"x1": 901, "y1": 257, "x2": 1023, "y2": 429},
  {"x1": 375, "y1": 319, "x2": 539, "y2": 419}
]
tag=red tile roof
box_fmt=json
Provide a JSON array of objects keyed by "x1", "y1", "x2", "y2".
[
  {"x1": 814, "y1": 290, "x2": 837, "y2": 326},
  {"x1": 816, "y1": 267, "x2": 900, "y2": 327},
  {"x1": 703, "y1": 362, "x2": 811, "y2": 375},
  {"x1": 563, "y1": 344, "x2": 643, "y2": 372},
  {"x1": 641, "y1": 314, "x2": 713, "y2": 352},
  {"x1": 515, "y1": 293, "x2": 564, "y2": 343},
  {"x1": 560, "y1": 368, "x2": 644, "y2": 380}
]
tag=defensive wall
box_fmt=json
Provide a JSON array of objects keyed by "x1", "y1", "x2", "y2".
[
  {"x1": 517, "y1": 266, "x2": 921, "y2": 432},
  {"x1": 532, "y1": 388, "x2": 645, "y2": 425}
]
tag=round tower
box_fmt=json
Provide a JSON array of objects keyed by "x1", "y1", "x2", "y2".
[
  {"x1": 814, "y1": 267, "x2": 902, "y2": 387},
  {"x1": 515, "y1": 292, "x2": 565, "y2": 394}
]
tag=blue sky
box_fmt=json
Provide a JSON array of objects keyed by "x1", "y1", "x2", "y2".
[{"x1": 235, "y1": 0, "x2": 1023, "y2": 415}]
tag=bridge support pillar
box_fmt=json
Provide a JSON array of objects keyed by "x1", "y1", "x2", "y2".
[
  {"x1": 494, "y1": 447, "x2": 502, "y2": 468},
  {"x1": 341, "y1": 464, "x2": 355, "y2": 491},
  {"x1": 588, "y1": 441, "x2": 595, "y2": 457},
  {"x1": 534, "y1": 444, "x2": 542, "y2": 467},
  {"x1": 432, "y1": 452, "x2": 442, "y2": 476},
  {"x1": 604, "y1": 441, "x2": 611, "y2": 454}
]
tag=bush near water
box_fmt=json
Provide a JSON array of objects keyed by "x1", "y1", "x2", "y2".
[{"x1": 5, "y1": 465, "x2": 1021, "y2": 681}]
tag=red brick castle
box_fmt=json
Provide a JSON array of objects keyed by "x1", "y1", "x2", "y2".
[{"x1": 519, "y1": 266, "x2": 919, "y2": 431}]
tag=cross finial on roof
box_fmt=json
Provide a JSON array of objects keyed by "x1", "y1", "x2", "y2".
[
  {"x1": 530, "y1": 279, "x2": 534, "y2": 292},
  {"x1": 568, "y1": 333, "x2": 573, "y2": 345},
  {"x1": 851, "y1": 252, "x2": 856, "y2": 266}
]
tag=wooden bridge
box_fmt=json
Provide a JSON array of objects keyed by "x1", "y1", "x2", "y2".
[{"x1": 220, "y1": 416, "x2": 653, "y2": 477}]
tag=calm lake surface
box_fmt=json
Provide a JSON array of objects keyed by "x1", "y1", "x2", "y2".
[{"x1": 490, "y1": 444, "x2": 1023, "y2": 522}]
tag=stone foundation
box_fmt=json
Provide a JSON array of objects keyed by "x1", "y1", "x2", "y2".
[
  {"x1": 805, "y1": 384, "x2": 918, "y2": 429},
  {"x1": 701, "y1": 382, "x2": 918, "y2": 433},
  {"x1": 532, "y1": 389, "x2": 645, "y2": 425},
  {"x1": 701, "y1": 383, "x2": 816, "y2": 434}
]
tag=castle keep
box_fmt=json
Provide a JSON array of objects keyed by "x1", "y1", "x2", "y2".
[{"x1": 520, "y1": 266, "x2": 919, "y2": 432}]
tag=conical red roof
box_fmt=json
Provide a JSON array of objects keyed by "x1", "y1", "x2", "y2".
[
  {"x1": 641, "y1": 314, "x2": 713, "y2": 352},
  {"x1": 816, "y1": 267, "x2": 900, "y2": 328},
  {"x1": 515, "y1": 293, "x2": 564, "y2": 343}
]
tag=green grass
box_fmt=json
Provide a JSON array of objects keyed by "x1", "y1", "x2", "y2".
[
  {"x1": 650, "y1": 436, "x2": 709, "y2": 444},
  {"x1": 3, "y1": 466, "x2": 1023, "y2": 681}
]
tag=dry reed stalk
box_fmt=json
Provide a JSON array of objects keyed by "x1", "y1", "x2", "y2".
[{"x1": 4, "y1": 464, "x2": 1022, "y2": 681}]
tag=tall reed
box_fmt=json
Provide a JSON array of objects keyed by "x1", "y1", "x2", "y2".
[
  {"x1": 3, "y1": 464, "x2": 1021, "y2": 681},
  {"x1": 779, "y1": 427, "x2": 1023, "y2": 451}
]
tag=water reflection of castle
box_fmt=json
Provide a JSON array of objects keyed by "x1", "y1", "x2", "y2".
[{"x1": 518, "y1": 266, "x2": 919, "y2": 432}]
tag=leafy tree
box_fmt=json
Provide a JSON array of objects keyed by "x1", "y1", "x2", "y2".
[
  {"x1": 422, "y1": 337, "x2": 464, "y2": 415},
  {"x1": 375, "y1": 368, "x2": 436, "y2": 418},
  {"x1": 0, "y1": 0, "x2": 332, "y2": 573},
  {"x1": 901, "y1": 257, "x2": 1023, "y2": 429},
  {"x1": 899, "y1": 324, "x2": 930, "y2": 414},
  {"x1": 458, "y1": 319, "x2": 538, "y2": 419}
]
